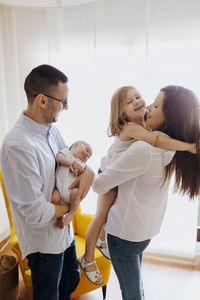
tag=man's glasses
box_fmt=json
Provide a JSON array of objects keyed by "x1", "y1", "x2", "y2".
[{"x1": 34, "y1": 94, "x2": 68, "y2": 109}]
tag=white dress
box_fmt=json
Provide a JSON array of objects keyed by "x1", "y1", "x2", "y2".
[
  {"x1": 56, "y1": 147, "x2": 85, "y2": 204},
  {"x1": 100, "y1": 136, "x2": 136, "y2": 172}
]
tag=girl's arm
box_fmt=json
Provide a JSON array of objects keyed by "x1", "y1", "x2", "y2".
[
  {"x1": 92, "y1": 142, "x2": 151, "y2": 194},
  {"x1": 121, "y1": 123, "x2": 196, "y2": 153}
]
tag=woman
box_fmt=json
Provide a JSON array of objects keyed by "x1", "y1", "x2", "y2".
[
  {"x1": 92, "y1": 85, "x2": 200, "y2": 300},
  {"x1": 79, "y1": 85, "x2": 196, "y2": 285}
]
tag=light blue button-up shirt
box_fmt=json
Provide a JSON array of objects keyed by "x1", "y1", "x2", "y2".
[{"x1": 0, "y1": 113, "x2": 73, "y2": 259}]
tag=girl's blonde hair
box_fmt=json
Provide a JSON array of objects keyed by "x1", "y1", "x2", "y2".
[{"x1": 107, "y1": 86, "x2": 135, "y2": 137}]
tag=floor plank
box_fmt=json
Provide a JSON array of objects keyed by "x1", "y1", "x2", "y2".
[{"x1": 1, "y1": 240, "x2": 200, "y2": 300}]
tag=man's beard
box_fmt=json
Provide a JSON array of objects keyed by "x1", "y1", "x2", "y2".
[{"x1": 42, "y1": 107, "x2": 58, "y2": 124}]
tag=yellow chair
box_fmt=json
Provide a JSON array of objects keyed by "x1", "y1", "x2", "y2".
[{"x1": 0, "y1": 170, "x2": 111, "y2": 300}]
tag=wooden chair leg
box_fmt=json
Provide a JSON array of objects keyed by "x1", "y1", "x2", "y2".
[{"x1": 102, "y1": 285, "x2": 107, "y2": 299}]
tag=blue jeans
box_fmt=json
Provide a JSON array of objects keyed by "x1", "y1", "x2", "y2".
[
  {"x1": 27, "y1": 239, "x2": 80, "y2": 300},
  {"x1": 107, "y1": 234, "x2": 150, "y2": 300}
]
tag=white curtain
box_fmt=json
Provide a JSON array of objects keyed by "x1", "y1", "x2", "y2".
[{"x1": 0, "y1": 0, "x2": 199, "y2": 259}]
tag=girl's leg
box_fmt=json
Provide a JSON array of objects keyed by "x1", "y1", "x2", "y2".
[
  {"x1": 83, "y1": 189, "x2": 116, "y2": 272},
  {"x1": 96, "y1": 223, "x2": 110, "y2": 260},
  {"x1": 99, "y1": 223, "x2": 106, "y2": 242}
]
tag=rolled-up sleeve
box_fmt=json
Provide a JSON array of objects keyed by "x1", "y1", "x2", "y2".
[
  {"x1": 2, "y1": 146, "x2": 55, "y2": 226},
  {"x1": 92, "y1": 141, "x2": 152, "y2": 194}
]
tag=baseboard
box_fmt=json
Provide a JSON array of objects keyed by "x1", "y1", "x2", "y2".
[{"x1": 143, "y1": 250, "x2": 200, "y2": 270}]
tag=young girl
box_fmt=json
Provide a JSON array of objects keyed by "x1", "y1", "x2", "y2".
[{"x1": 78, "y1": 86, "x2": 196, "y2": 285}]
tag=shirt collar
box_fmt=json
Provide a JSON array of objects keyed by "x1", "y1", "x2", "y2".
[{"x1": 19, "y1": 112, "x2": 51, "y2": 137}]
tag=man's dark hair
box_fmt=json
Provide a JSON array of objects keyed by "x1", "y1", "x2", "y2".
[{"x1": 24, "y1": 64, "x2": 68, "y2": 104}]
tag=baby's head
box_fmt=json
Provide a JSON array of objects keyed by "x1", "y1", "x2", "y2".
[
  {"x1": 108, "y1": 86, "x2": 146, "y2": 136},
  {"x1": 69, "y1": 141, "x2": 92, "y2": 163}
]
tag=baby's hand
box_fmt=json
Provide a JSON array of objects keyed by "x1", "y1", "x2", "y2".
[{"x1": 70, "y1": 161, "x2": 84, "y2": 176}]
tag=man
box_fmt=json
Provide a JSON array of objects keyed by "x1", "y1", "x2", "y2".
[{"x1": 0, "y1": 64, "x2": 94, "y2": 300}]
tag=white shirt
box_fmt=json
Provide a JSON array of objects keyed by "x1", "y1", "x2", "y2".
[
  {"x1": 100, "y1": 136, "x2": 135, "y2": 172},
  {"x1": 0, "y1": 113, "x2": 74, "y2": 259},
  {"x1": 92, "y1": 139, "x2": 175, "y2": 242}
]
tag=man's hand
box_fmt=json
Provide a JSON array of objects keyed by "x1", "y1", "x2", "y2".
[
  {"x1": 69, "y1": 166, "x2": 95, "y2": 203},
  {"x1": 51, "y1": 204, "x2": 70, "y2": 220}
]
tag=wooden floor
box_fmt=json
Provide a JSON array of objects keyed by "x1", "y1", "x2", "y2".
[{"x1": 1, "y1": 238, "x2": 200, "y2": 300}]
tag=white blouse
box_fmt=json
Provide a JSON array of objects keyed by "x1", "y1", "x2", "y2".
[
  {"x1": 100, "y1": 136, "x2": 135, "y2": 172},
  {"x1": 92, "y1": 139, "x2": 175, "y2": 242}
]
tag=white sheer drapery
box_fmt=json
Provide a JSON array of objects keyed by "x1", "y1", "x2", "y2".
[{"x1": 0, "y1": 0, "x2": 199, "y2": 259}]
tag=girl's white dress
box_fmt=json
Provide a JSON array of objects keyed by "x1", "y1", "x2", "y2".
[{"x1": 100, "y1": 136, "x2": 135, "y2": 172}]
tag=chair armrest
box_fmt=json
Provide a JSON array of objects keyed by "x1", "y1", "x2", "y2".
[{"x1": 75, "y1": 212, "x2": 94, "y2": 239}]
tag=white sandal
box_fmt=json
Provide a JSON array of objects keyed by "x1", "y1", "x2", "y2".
[
  {"x1": 96, "y1": 238, "x2": 111, "y2": 260},
  {"x1": 78, "y1": 255, "x2": 103, "y2": 285}
]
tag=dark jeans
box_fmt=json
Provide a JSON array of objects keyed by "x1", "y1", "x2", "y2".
[
  {"x1": 27, "y1": 239, "x2": 80, "y2": 300},
  {"x1": 107, "y1": 234, "x2": 150, "y2": 300}
]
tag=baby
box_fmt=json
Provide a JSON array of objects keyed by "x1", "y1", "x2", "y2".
[{"x1": 52, "y1": 140, "x2": 92, "y2": 228}]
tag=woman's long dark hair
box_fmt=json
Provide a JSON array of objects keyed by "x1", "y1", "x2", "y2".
[{"x1": 160, "y1": 86, "x2": 200, "y2": 199}]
